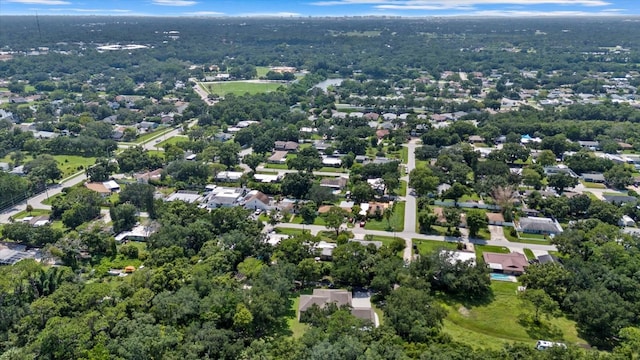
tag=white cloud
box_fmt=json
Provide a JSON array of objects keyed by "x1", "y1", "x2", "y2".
[
  {"x1": 151, "y1": 0, "x2": 197, "y2": 6},
  {"x1": 5, "y1": 0, "x2": 70, "y2": 4},
  {"x1": 68, "y1": 8, "x2": 132, "y2": 13},
  {"x1": 311, "y1": 0, "x2": 611, "y2": 7},
  {"x1": 181, "y1": 11, "x2": 225, "y2": 16}
]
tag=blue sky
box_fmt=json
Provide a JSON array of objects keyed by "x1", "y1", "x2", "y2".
[{"x1": 0, "y1": 0, "x2": 638, "y2": 17}]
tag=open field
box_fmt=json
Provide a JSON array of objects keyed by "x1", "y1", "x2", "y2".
[
  {"x1": 53, "y1": 155, "x2": 96, "y2": 178},
  {"x1": 201, "y1": 81, "x2": 283, "y2": 96},
  {"x1": 413, "y1": 239, "x2": 458, "y2": 255},
  {"x1": 439, "y1": 282, "x2": 585, "y2": 350},
  {"x1": 503, "y1": 227, "x2": 552, "y2": 245},
  {"x1": 155, "y1": 135, "x2": 189, "y2": 149}
]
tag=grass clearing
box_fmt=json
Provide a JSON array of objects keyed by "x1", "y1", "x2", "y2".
[
  {"x1": 413, "y1": 239, "x2": 458, "y2": 256},
  {"x1": 364, "y1": 202, "x2": 405, "y2": 232},
  {"x1": 439, "y1": 282, "x2": 585, "y2": 349},
  {"x1": 397, "y1": 180, "x2": 407, "y2": 196},
  {"x1": 155, "y1": 135, "x2": 189, "y2": 149},
  {"x1": 11, "y1": 208, "x2": 50, "y2": 220},
  {"x1": 287, "y1": 295, "x2": 310, "y2": 338},
  {"x1": 202, "y1": 81, "x2": 283, "y2": 96},
  {"x1": 53, "y1": 155, "x2": 96, "y2": 178},
  {"x1": 135, "y1": 126, "x2": 174, "y2": 144}
]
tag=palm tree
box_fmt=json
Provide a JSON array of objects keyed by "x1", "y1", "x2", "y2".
[{"x1": 384, "y1": 206, "x2": 394, "y2": 229}]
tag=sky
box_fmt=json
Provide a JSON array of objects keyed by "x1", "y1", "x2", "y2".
[{"x1": 0, "y1": 0, "x2": 638, "y2": 17}]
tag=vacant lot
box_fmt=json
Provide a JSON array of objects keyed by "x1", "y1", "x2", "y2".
[
  {"x1": 440, "y1": 282, "x2": 585, "y2": 350},
  {"x1": 364, "y1": 202, "x2": 405, "y2": 232},
  {"x1": 202, "y1": 81, "x2": 283, "y2": 96}
]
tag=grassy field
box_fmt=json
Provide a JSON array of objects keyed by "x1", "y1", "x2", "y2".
[
  {"x1": 202, "y1": 81, "x2": 283, "y2": 96},
  {"x1": 364, "y1": 202, "x2": 405, "y2": 231},
  {"x1": 440, "y1": 282, "x2": 585, "y2": 350},
  {"x1": 53, "y1": 155, "x2": 96, "y2": 178},
  {"x1": 256, "y1": 66, "x2": 270, "y2": 77},
  {"x1": 156, "y1": 135, "x2": 189, "y2": 149},
  {"x1": 135, "y1": 126, "x2": 174, "y2": 144},
  {"x1": 287, "y1": 295, "x2": 310, "y2": 338},
  {"x1": 11, "y1": 208, "x2": 50, "y2": 220}
]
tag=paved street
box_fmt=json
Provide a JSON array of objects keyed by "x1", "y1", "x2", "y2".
[{"x1": 401, "y1": 139, "x2": 420, "y2": 261}]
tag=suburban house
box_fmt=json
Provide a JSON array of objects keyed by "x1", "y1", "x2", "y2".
[
  {"x1": 375, "y1": 129, "x2": 390, "y2": 139},
  {"x1": 619, "y1": 215, "x2": 636, "y2": 227},
  {"x1": 253, "y1": 174, "x2": 281, "y2": 183},
  {"x1": 135, "y1": 168, "x2": 163, "y2": 183},
  {"x1": 468, "y1": 135, "x2": 485, "y2": 144},
  {"x1": 517, "y1": 217, "x2": 563, "y2": 235},
  {"x1": 85, "y1": 182, "x2": 112, "y2": 197},
  {"x1": 322, "y1": 156, "x2": 342, "y2": 167},
  {"x1": 165, "y1": 191, "x2": 202, "y2": 203},
  {"x1": 577, "y1": 140, "x2": 600, "y2": 150},
  {"x1": 274, "y1": 141, "x2": 299, "y2": 152},
  {"x1": 242, "y1": 190, "x2": 271, "y2": 211},
  {"x1": 603, "y1": 194, "x2": 638, "y2": 205},
  {"x1": 114, "y1": 224, "x2": 158, "y2": 243},
  {"x1": 486, "y1": 212, "x2": 506, "y2": 226},
  {"x1": 298, "y1": 289, "x2": 378, "y2": 326},
  {"x1": 103, "y1": 180, "x2": 120, "y2": 193},
  {"x1": 581, "y1": 172, "x2": 605, "y2": 183},
  {"x1": 268, "y1": 151, "x2": 288, "y2": 164},
  {"x1": 441, "y1": 248, "x2": 476, "y2": 266},
  {"x1": 483, "y1": 252, "x2": 529, "y2": 275},
  {"x1": 543, "y1": 165, "x2": 578, "y2": 178},
  {"x1": 215, "y1": 171, "x2": 243, "y2": 182},
  {"x1": 205, "y1": 187, "x2": 245, "y2": 208},
  {"x1": 320, "y1": 177, "x2": 348, "y2": 190}
]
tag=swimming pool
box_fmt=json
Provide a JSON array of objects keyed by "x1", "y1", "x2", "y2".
[{"x1": 490, "y1": 273, "x2": 516, "y2": 282}]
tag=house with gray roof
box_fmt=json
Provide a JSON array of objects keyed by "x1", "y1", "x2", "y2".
[
  {"x1": 517, "y1": 217, "x2": 563, "y2": 235},
  {"x1": 298, "y1": 289, "x2": 377, "y2": 326}
]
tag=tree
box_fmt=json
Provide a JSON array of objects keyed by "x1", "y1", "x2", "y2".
[
  {"x1": 385, "y1": 286, "x2": 446, "y2": 343},
  {"x1": 307, "y1": 184, "x2": 335, "y2": 205},
  {"x1": 281, "y1": 172, "x2": 312, "y2": 199},
  {"x1": 520, "y1": 263, "x2": 571, "y2": 303},
  {"x1": 519, "y1": 289, "x2": 559, "y2": 324},
  {"x1": 118, "y1": 183, "x2": 156, "y2": 218},
  {"x1": 86, "y1": 158, "x2": 118, "y2": 182},
  {"x1": 547, "y1": 173, "x2": 578, "y2": 194},
  {"x1": 299, "y1": 202, "x2": 318, "y2": 224},
  {"x1": 351, "y1": 182, "x2": 375, "y2": 204},
  {"x1": 382, "y1": 173, "x2": 400, "y2": 195},
  {"x1": 383, "y1": 206, "x2": 394, "y2": 229},
  {"x1": 604, "y1": 164, "x2": 634, "y2": 190},
  {"x1": 441, "y1": 182, "x2": 470, "y2": 206},
  {"x1": 287, "y1": 147, "x2": 322, "y2": 173},
  {"x1": 466, "y1": 210, "x2": 487, "y2": 237},
  {"x1": 418, "y1": 209, "x2": 437, "y2": 233},
  {"x1": 297, "y1": 258, "x2": 321, "y2": 287},
  {"x1": 110, "y1": 203, "x2": 138, "y2": 233},
  {"x1": 243, "y1": 153, "x2": 264, "y2": 172},
  {"x1": 443, "y1": 207, "x2": 461, "y2": 230},
  {"x1": 521, "y1": 168, "x2": 542, "y2": 189},
  {"x1": 24, "y1": 155, "x2": 61, "y2": 184},
  {"x1": 322, "y1": 206, "x2": 347, "y2": 237},
  {"x1": 615, "y1": 327, "x2": 640, "y2": 358},
  {"x1": 537, "y1": 150, "x2": 557, "y2": 166},
  {"x1": 409, "y1": 168, "x2": 439, "y2": 197},
  {"x1": 218, "y1": 142, "x2": 241, "y2": 168},
  {"x1": 331, "y1": 241, "x2": 375, "y2": 286}
]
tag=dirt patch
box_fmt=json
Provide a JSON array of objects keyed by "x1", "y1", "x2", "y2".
[{"x1": 458, "y1": 306, "x2": 470, "y2": 317}]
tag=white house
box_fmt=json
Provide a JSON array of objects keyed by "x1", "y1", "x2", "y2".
[{"x1": 243, "y1": 190, "x2": 271, "y2": 211}]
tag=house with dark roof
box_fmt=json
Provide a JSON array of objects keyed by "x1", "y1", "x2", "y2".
[
  {"x1": 274, "y1": 141, "x2": 299, "y2": 152},
  {"x1": 243, "y1": 190, "x2": 271, "y2": 211},
  {"x1": 517, "y1": 217, "x2": 563, "y2": 235},
  {"x1": 603, "y1": 194, "x2": 638, "y2": 205},
  {"x1": 483, "y1": 252, "x2": 528, "y2": 275},
  {"x1": 581, "y1": 172, "x2": 605, "y2": 183}
]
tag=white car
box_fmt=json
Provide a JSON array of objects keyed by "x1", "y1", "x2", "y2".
[{"x1": 535, "y1": 340, "x2": 566, "y2": 351}]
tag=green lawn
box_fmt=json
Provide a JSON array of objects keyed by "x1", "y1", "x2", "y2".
[
  {"x1": 503, "y1": 227, "x2": 552, "y2": 245},
  {"x1": 11, "y1": 208, "x2": 50, "y2": 220},
  {"x1": 274, "y1": 228, "x2": 306, "y2": 236},
  {"x1": 264, "y1": 163, "x2": 289, "y2": 170},
  {"x1": 287, "y1": 295, "x2": 310, "y2": 338},
  {"x1": 580, "y1": 181, "x2": 606, "y2": 189},
  {"x1": 364, "y1": 202, "x2": 405, "y2": 232},
  {"x1": 202, "y1": 81, "x2": 283, "y2": 96},
  {"x1": 474, "y1": 244, "x2": 510, "y2": 260},
  {"x1": 397, "y1": 180, "x2": 407, "y2": 196},
  {"x1": 440, "y1": 282, "x2": 586, "y2": 350},
  {"x1": 523, "y1": 248, "x2": 535, "y2": 260},
  {"x1": 413, "y1": 239, "x2": 458, "y2": 256},
  {"x1": 256, "y1": 66, "x2": 270, "y2": 78}
]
